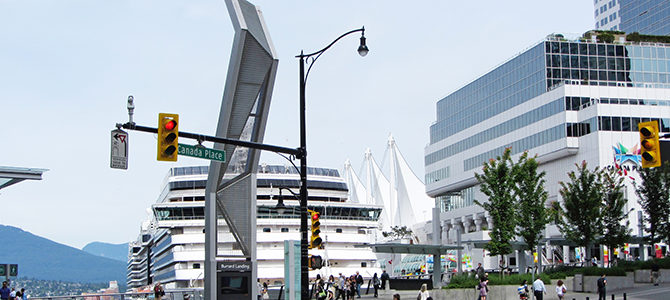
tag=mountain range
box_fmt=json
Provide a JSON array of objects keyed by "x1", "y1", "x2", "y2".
[
  {"x1": 0, "y1": 225, "x2": 126, "y2": 284},
  {"x1": 82, "y1": 241, "x2": 129, "y2": 263}
]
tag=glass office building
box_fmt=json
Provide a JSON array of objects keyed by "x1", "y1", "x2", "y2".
[
  {"x1": 595, "y1": 0, "x2": 670, "y2": 35},
  {"x1": 424, "y1": 32, "x2": 670, "y2": 251},
  {"x1": 619, "y1": 0, "x2": 670, "y2": 36}
]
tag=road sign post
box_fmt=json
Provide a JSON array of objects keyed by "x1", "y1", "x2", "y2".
[
  {"x1": 178, "y1": 144, "x2": 226, "y2": 162},
  {"x1": 110, "y1": 129, "x2": 128, "y2": 170}
]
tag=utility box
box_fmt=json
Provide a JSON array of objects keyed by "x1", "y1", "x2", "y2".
[
  {"x1": 217, "y1": 261, "x2": 253, "y2": 300},
  {"x1": 574, "y1": 274, "x2": 583, "y2": 292}
]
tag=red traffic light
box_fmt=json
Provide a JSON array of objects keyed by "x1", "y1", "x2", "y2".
[
  {"x1": 312, "y1": 212, "x2": 320, "y2": 220},
  {"x1": 164, "y1": 120, "x2": 177, "y2": 131}
]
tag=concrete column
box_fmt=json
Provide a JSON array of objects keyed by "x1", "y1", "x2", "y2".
[
  {"x1": 486, "y1": 215, "x2": 494, "y2": 231},
  {"x1": 433, "y1": 208, "x2": 441, "y2": 246},
  {"x1": 462, "y1": 216, "x2": 472, "y2": 233},
  {"x1": 443, "y1": 222, "x2": 452, "y2": 244},
  {"x1": 474, "y1": 218, "x2": 483, "y2": 232},
  {"x1": 451, "y1": 219, "x2": 462, "y2": 235}
]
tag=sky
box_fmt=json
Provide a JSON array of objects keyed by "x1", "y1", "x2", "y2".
[{"x1": 0, "y1": 0, "x2": 595, "y2": 249}]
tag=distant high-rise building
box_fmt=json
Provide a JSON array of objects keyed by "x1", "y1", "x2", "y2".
[
  {"x1": 594, "y1": 0, "x2": 621, "y2": 31},
  {"x1": 618, "y1": 0, "x2": 670, "y2": 35},
  {"x1": 593, "y1": 0, "x2": 670, "y2": 35}
]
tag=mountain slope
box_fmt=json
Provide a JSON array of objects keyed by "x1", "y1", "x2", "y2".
[
  {"x1": 0, "y1": 225, "x2": 126, "y2": 284},
  {"x1": 82, "y1": 241, "x2": 128, "y2": 262}
]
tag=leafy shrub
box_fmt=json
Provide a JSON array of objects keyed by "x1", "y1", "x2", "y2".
[
  {"x1": 445, "y1": 274, "x2": 480, "y2": 289},
  {"x1": 575, "y1": 266, "x2": 626, "y2": 276},
  {"x1": 446, "y1": 273, "x2": 550, "y2": 289},
  {"x1": 597, "y1": 33, "x2": 615, "y2": 43},
  {"x1": 626, "y1": 32, "x2": 670, "y2": 44},
  {"x1": 544, "y1": 265, "x2": 576, "y2": 277}
]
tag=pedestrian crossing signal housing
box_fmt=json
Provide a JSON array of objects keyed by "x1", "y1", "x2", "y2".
[
  {"x1": 639, "y1": 120, "x2": 661, "y2": 168},
  {"x1": 157, "y1": 113, "x2": 179, "y2": 162},
  {"x1": 309, "y1": 255, "x2": 323, "y2": 270},
  {"x1": 309, "y1": 210, "x2": 322, "y2": 249}
]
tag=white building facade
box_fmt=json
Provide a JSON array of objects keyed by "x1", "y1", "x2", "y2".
[{"x1": 424, "y1": 32, "x2": 670, "y2": 270}]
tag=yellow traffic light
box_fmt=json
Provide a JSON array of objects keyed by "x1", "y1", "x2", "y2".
[
  {"x1": 309, "y1": 209, "x2": 322, "y2": 249},
  {"x1": 639, "y1": 120, "x2": 661, "y2": 168},
  {"x1": 157, "y1": 113, "x2": 179, "y2": 162}
]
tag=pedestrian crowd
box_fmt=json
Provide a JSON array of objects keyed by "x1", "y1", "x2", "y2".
[
  {"x1": 310, "y1": 271, "x2": 372, "y2": 300},
  {"x1": 0, "y1": 281, "x2": 28, "y2": 300}
]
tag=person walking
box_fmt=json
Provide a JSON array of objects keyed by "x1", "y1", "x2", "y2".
[
  {"x1": 0, "y1": 282, "x2": 8, "y2": 300},
  {"x1": 652, "y1": 260, "x2": 661, "y2": 286},
  {"x1": 532, "y1": 277, "x2": 546, "y2": 300},
  {"x1": 348, "y1": 277, "x2": 356, "y2": 300},
  {"x1": 597, "y1": 274, "x2": 607, "y2": 300},
  {"x1": 261, "y1": 282, "x2": 269, "y2": 300},
  {"x1": 517, "y1": 279, "x2": 529, "y2": 300},
  {"x1": 355, "y1": 271, "x2": 363, "y2": 298},
  {"x1": 478, "y1": 278, "x2": 489, "y2": 300},
  {"x1": 337, "y1": 273, "x2": 346, "y2": 300},
  {"x1": 475, "y1": 263, "x2": 485, "y2": 279},
  {"x1": 154, "y1": 282, "x2": 165, "y2": 300},
  {"x1": 380, "y1": 270, "x2": 390, "y2": 290},
  {"x1": 418, "y1": 283, "x2": 429, "y2": 300},
  {"x1": 257, "y1": 279, "x2": 264, "y2": 300},
  {"x1": 555, "y1": 279, "x2": 566, "y2": 300},
  {"x1": 372, "y1": 273, "x2": 380, "y2": 298}
]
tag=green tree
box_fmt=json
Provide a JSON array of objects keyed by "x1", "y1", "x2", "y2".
[
  {"x1": 599, "y1": 167, "x2": 632, "y2": 264},
  {"x1": 635, "y1": 165, "x2": 670, "y2": 245},
  {"x1": 382, "y1": 225, "x2": 413, "y2": 240},
  {"x1": 515, "y1": 152, "x2": 550, "y2": 256},
  {"x1": 474, "y1": 148, "x2": 516, "y2": 262},
  {"x1": 558, "y1": 161, "x2": 603, "y2": 261}
]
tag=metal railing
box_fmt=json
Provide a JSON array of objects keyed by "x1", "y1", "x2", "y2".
[{"x1": 28, "y1": 289, "x2": 204, "y2": 300}]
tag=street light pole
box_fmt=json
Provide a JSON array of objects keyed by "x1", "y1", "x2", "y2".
[{"x1": 296, "y1": 27, "x2": 368, "y2": 300}]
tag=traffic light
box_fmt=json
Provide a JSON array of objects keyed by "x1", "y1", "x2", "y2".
[
  {"x1": 309, "y1": 255, "x2": 323, "y2": 270},
  {"x1": 639, "y1": 120, "x2": 661, "y2": 168},
  {"x1": 309, "y1": 210, "x2": 322, "y2": 249},
  {"x1": 157, "y1": 113, "x2": 179, "y2": 162}
]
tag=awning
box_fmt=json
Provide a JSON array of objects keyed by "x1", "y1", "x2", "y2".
[{"x1": 355, "y1": 243, "x2": 463, "y2": 255}]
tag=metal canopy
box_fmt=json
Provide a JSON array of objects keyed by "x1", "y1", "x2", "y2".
[
  {"x1": 0, "y1": 166, "x2": 48, "y2": 190},
  {"x1": 357, "y1": 243, "x2": 463, "y2": 255}
]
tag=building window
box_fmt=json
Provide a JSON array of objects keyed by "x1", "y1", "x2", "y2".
[
  {"x1": 193, "y1": 263, "x2": 200, "y2": 269},
  {"x1": 336, "y1": 228, "x2": 343, "y2": 233},
  {"x1": 358, "y1": 230, "x2": 366, "y2": 234},
  {"x1": 263, "y1": 228, "x2": 271, "y2": 233},
  {"x1": 281, "y1": 228, "x2": 289, "y2": 233},
  {"x1": 361, "y1": 262, "x2": 367, "y2": 268}
]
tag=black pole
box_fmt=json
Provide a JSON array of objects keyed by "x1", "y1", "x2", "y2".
[
  {"x1": 295, "y1": 27, "x2": 365, "y2": 300},
  {"x1": 299, "y1": 51, "x2": 310, "y2": 300}
]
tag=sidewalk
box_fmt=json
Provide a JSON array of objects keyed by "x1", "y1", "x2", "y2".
[{"x1": 568, "y1": 282, "x2": 670, "y2": 300}]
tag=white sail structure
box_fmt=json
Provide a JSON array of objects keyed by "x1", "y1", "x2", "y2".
[
  {"x1": 366, "y1": 149, "x2": 393, "y2": 232},
  {"x1": 343, "y1": 159, "x2": 367, "y2": 204},
  {"x1": 343, "y1": 135, "x2": 435, "y2": 238},
  {"x1": 389, "y1": 135, "x2": 435, "y2": 225}
]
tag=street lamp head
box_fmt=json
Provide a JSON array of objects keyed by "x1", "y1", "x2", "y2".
[
  {"x1": 276, "y1": 192, "x2": 286, "y2": 215},
  {"x1": 358, "y1": 31, "x2": 369, "y2": 57}
]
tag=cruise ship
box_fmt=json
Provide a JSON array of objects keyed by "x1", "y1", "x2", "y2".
[{"x1": 127, "y1": 164, "x2": 384, "y2": 290}]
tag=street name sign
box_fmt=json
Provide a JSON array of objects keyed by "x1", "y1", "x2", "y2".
[
  {"x1": 178, "y1": 144, "x2": 226, "y2": 162},
  {"x1": 110, "y1": 129, "x2": 128, "y2": 170}
]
